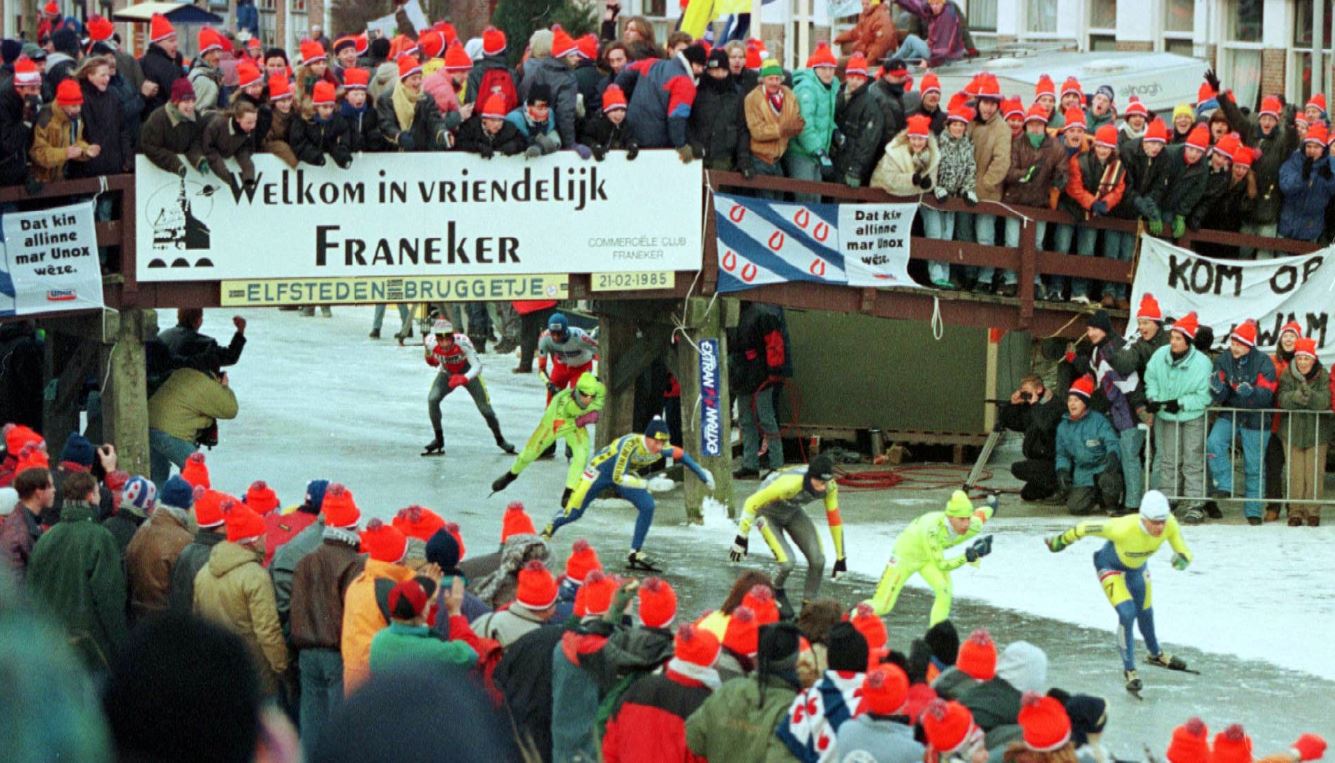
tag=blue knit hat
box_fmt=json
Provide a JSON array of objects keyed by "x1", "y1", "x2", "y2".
[
  {"x1": 60, "y1": 433, "x2": 95, "y2": 467},
  {"x1": 160, "y1": 475, "x2": 194, "y2": 510},
  {"x1": 305, "y1": 479, "x2": 330, "y2": 513},
  {"x1": 120, "y1": 476, "x2": 157, "y2": 517},
  {"x1": 425, "y1": 528, "x2": 462, "y2": 575}
]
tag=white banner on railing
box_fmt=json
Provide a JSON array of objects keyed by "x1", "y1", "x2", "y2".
[
  {"x1": 134, "y1": 152, "x2": 703, "y2": 282},
  {"x1": 1131, "y1": 236, "x2": 1335, "y2": 364},
  {"x1": 1, "y1": 200, "x2": 104, "y2": 317}
]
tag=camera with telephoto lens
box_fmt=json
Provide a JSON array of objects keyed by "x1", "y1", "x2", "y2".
[{"x1": 1019, "y1": 391, "x2": 1033, "y2": 403}]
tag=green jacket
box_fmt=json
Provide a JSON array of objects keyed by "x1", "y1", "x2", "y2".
[
  {"x1": 147, "y1": 367, "x2": 238, "y2": 441},
  {"x1": 787, "y1": 69, "x2": 837, "y2": 159},
  {"x1": 369, "y1": 622, "x2": 477, "y2": 673},
  {"x1": 686, "y1": 674, "x2": 800, "y2": 763},
  {"x1": 27, "y1": 501, "x2": 128, "y2": 669},
  {"x1": 1277, "y1": 361, "x2": 1332, "y2": 449},
  {"x1": 1143, "y1": 344, "x2": 1213, "y2": 422}
]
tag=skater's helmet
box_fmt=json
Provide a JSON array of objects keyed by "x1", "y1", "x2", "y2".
[
  {"x1": 808, "y1": 453, "x2": 835, "y2": 481},
  {"x1": 431, "y1": 318, "x2": 453, "y2": 335},
  {"x1": 645, "y1": 418, "x2": 671, "y2": 442},
  {"x1": 547, "y1": 312, "x2": 569, "y2": 338},
  {"x1": 945, "y1": 490, "x2": 975, "y2": 518},
  {"x1": 1140, "y1": 490, "x2": 1171, "y2": 522},
  {"x1": 575, "y1": 372, "x2": 603, "y2": 398}
]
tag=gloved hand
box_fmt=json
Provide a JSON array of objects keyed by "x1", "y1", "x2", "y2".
[
  {"x1": 1292, "y1": 733, "x2": 1328, "y2": 762},
  {"x1": 560, "y1": 487, "x2": 572, "y2": 509},
  {"x1": 676, "y1": 145, "x2": 694, "y2": 163},
  {"x1": 311, "y1": 154, "x2": 326, "y2": 166},
  {"x1": 917, "y1": 173, "x2": 932, "y2": 189},
  {"x1": 1172, "y1": 215, "x2": 1186, "y2": 239},
  {"x1": 525, "y1": 144, "x2": 543, "y2": 159},
  {"x1": 1045, "y1": 533, "x2": 1069, "y2": 552},
  {"x1": 1164, "y1": 399, "x2": 1181, "y2": 413},
  {"x1": 1236, "y1": 381, "x2": 1253, "y2": 397},
  {"x1": 448, "y1": 374, "x2": 469, "y2": 389},
  {"x1": 832, "y1": 130, "x2": 846, "y2": 149},
  {"x1": 176, "y1": 165, "x2": 188, "y2": 178},
  {"x1": 1091, "y1": 200, "x2": 1108, "y2": 216},
  {"x1": 963, "y1": 190, "x2": 978, "y2": 206},
  {"x1": 1148, "y1": 218, "x2": 1164, "y2": 236},
  {"x1": 964, "y1": 534, "x2": 993, "y2": 563},
  {"x1": 545, "y1": 381, "x2": 560, "y2": 396},
  {"x1": 399, "y1": 132, "x2": 416, "y2": 151},
  {"x1": 934, "y1": 186, "x2": 949, "y2": 201},
  {"x1": 591, "y1": 145, "x2": 607, "y2": 161},
  {"x1": 335, "y1": 155, "x2": 352, "y2": 169},
  {"x1": 1104, "y1": 453, "x2": 1121, "y2": 474},
  {"x1": 729, "y1": 534, "x2": 748, "y2": 562},
  {"x1": 831, "y1": 558, "x2": 847, "y2": 580},
  {"x1": 1171, "y1": 553, "x2": 1191, "y2": 571},
  {"x1": 692, "y1": 144, "x2": 704, "y2": 159},
  {"x1": 1210, "y1": 371, "x2": 1227, "y2": 395},
  {"x1": 479, "y1": 143, "x2": 494, "y2": 160},
  {"x1": 196, "y1": 158, "x2": 210, "y2": 175},
  {"x1": 845, "y1": 175, "x2": 861, "y2": 188},
  {"x1": 535, "y1": 133, "x2": 561, "y2": 154},
  {"x1": 242, "y1": 178, "x2": 257, "y2": 193},
  {"x1": 23, "y1": 176, "x2": 43, "y2": 196},
  {"x1": 702, "y1": 471, "x2": 716, "y2": 492},
  {"x1": 575, "y1": 411, "x2": 599, "y2": 427},
  {"x1": 626, "y1": 142, "x2": 640, "y2": 161},
  {"x1": 741, "y1": 165, "x2": 755, "y2": 180},
  {"x1": 912, "y1": 172, "x2": 925, "y2": 187},
  {"x1": 1204, "y1": 67, "x2": 1221, "y2": 93},
  {"x1": 573, "y1": 143, "x2": 592, "y2": 160},
  {"x1": 1145, "y1": 400, "x2": 1163, "y2": 413}
]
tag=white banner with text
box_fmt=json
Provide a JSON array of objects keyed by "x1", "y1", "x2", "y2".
[{"x1": 1, "y1": 200, "x2": 104, "y2": 317}]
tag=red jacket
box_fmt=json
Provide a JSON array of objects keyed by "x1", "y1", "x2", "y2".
[
  {"x1": 263, "y1": 509, "x2": 318, "y2": 567},
  {"x1": 602, "y1": 669, "x2": 713, "y2": 763}
]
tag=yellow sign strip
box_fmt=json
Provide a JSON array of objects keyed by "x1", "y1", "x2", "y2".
[{"x1": 221, "y1": 275, "x2": 569, "y2": 306}]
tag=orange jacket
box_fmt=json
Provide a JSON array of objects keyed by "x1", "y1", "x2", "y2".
[
  {"x1": 834, "y1": 3, "x2": 898, "y2": 65},
  {"x1": 341, "y1": 557, "x2": 415, "y2": 694}
]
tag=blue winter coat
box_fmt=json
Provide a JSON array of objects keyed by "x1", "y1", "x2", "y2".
[
  {"x1": 1055, "y1": 410, "x2": 1121, "y2": 487},
  {"x1": 1209, "y1": 347, "x2": 1277, "y2": 430},
  {"x1": 504, "y1": 107, "x2": 556, "y2": 141},
  {"x1": 787, "y1": 68, "x2": 837, "y2": 159},
  {"x1": 1277, "y1": 150, "x2": 1335, "y2": 241},
  {"x1": 617, "y1": 55, "x2": 697, "y2": 149}
]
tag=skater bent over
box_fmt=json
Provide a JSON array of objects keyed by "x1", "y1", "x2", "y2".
[
  {"x1": 423, "y1": 319, "x2": 516, "y2": 456},
  {"x1": 546, "y1": 418, "x2": 716, "y2": 570},
  {"x1": 538, "y1": 312, "x2": 598, "y2": 402},
  {"x1": 729, "y1": 454, "x2": 847, "y2": 611},
  {"x1": 866, "y1": 490, "x2": 995, "y2": 625},
  {"x1": 1045, "y1": 489, "x2": 1193, "y2": 693},
  {"x1": 491, "y1": 372, "x2": 606, "y2": 501}
]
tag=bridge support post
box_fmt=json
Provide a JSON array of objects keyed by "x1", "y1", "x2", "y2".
[
  {"x1": 677, "y1": 296, "x2": 737, "y2": 522},
  {"x1": 103, "y1": 308, "x2": 155, "y2": 477}
]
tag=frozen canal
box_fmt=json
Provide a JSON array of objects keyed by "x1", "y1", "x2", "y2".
[{"x1": 204, "y1": 306, "x2": 1334, "y2": 751}]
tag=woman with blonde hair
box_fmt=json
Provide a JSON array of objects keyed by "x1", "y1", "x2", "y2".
[{"x1": 72, "y1": 54, "x2": 132, "y2": 176}]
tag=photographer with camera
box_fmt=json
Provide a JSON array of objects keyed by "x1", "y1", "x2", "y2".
[
  {"x1": 146, "y1": 349, "x2": 237, "y2": 488},
  {"x1": 1000, "y1": 373, "x2": 1064, "y2": 502}
]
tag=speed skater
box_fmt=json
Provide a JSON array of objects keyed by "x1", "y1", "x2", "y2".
[
  {"x1": 422, "y1": 318, "x2": 516, "y2": 456},
  {"x1": 491, "y1": 371, "x2": 606, "y2": 499}
]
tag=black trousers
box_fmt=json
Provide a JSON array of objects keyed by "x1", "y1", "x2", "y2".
[
  {"x1": 1067, "y1": 466, "x2": 1125, "y2": 516},
  {"x1": 1012, "y1": 458, "x2": 1058, "y2": 500}
]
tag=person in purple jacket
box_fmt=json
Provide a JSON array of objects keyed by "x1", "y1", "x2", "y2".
[{"x1": 894, "y1": 0, "x2": 966, "y2": 68}]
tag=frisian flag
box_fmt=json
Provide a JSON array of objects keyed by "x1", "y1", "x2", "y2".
[{"x1": 713, "y1": 193, "x2": 845, "y2": 293}]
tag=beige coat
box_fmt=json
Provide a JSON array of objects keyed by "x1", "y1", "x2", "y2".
[
  {"x1": 967, "y1": 110, "x2": 1012, "y2": 201},
  {"x1": 744, "y1": 86, "x2": 805, "y2": 166},
  {"x1": 193, "y1": 540, "x2": 289, "y2": 690},
  {"x1": 871, "y1": 131, "x2": 940, "y2": 197}
]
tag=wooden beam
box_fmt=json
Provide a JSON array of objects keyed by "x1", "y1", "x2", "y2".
[
  {"x1": 594, "y1": 309, "x2": 638, "y2": 450},
  {"x1": 677, "y1": 296, "x2": 734, "y2": 522},
  {"x1": 103, "y1": 309, "x2": 154, "y2": 476}
]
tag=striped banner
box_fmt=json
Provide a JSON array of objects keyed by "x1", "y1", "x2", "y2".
[{"x1": 714, "y1": 194, "x2": 845, "y2": 293}]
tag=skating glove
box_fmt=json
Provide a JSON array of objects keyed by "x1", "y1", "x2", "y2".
[
  {"x1": 1171, "y1": 553, "x2": 1190, "y2": 571},
  {"x1": 729, "y1": 534, "x2": 748, "y2": 562},
  {"x1": 964, "y1": 534, "x2": 993, "y2": 563},
  {"x1": 831, "y1": 557, "x2": 847, "y2": 579},
  {"x1": 1163, "y1": 399, "x2": 1181, "y2": 414},
  {"x1": 560, "y1": 487, "x2": 573, "y2": 509},
  {"x1": 1172, "y1": 215, "x2": 1186, "y2": 239},
  {"x1": 448, "y1": 374, "x2": 468, "y2": 389},
  {"x1": 1045, "y1": 534, "x2": 1068, "y2": 552},
  {"x1": 1292, "y1": 734, "x2": 1328, "y2": 762},
  {"x1": 1147, "y1": 218, "x2": 1164, "y2": 236},
  {"x1": 702, "y1": 471, "x2": 716, "y2": 492},
  {"x1": 575, "y1": 411, "x2": 599, "y2": 427}
]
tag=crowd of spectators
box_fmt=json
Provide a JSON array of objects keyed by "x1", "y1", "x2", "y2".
[
  {"x1": 3, "y1": 0, "x2": 1330, "y2": 300},
  {"x1": 1001, "y1": 294, "x2": 1332, "y2": 527}
]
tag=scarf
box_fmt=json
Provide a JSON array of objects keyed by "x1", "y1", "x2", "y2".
[
  {"x1": 1027, "y1": 131, "x2": 1045, "y2": 149},
  {"x1": 666, "y1": 660, "x2": 722, "y2": 689},
  {"x1": 391, "y1": 80, "x2": 419, "y2": 132},
  {"x1": 767, "y1": 89, "x2": 784, "y2": 115},
  {"x1": 322, "y1": 525, "x2": 360, "y2": 546}
]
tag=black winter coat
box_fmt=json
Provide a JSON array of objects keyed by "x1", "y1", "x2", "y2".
[
  {"x1": 1187, "y1": 164, "x2": 1232, "y2": 230},
  {"x1": 833, "y1": 82, "x2": 885, "y2": 186},
  {"x1": 730, "y1": 303, "x2": 788, "y2": 395},
  {"x1": 688, "y1": 75, "x2": 751, "y2": 172},
  {"x1": 454, "y1": 114, "x2": 526, "y2": 157},
  {"x1": 138, "y1": 102, "x2": 204, "y2": 174},
  {"x1": 1219, "y1": 96, "x2": 1296, "y2": 225},
  {"x1": 1121, "y1": 138, "x2": 1174, "y2": 220},
  {"x1": 1000, "y1": 394, "x2": 1063, "y2": 462},
  {"x1": 139, "y1": 44, "x2": 184, "y2": 116},
  {"x1": 70, "y1": 80, "x2": 133, "y2": 176},
  {"x1": 1162, "y1": 145, "x2": 1210, "y2": 219},
  {"x1": 339, "y1": 102, "x2": 385, "y2": 152},
  {"x1": 1198, "y1": 173, "x2": 1252, "y2": 233},
  {"x1": 0, "y1": 86, "x2": 37, "y2": 186},
  {"x1": 290, "y1": 113, "x2": 352, "y2": 167},
  {"x1": 374, "y1": 86, "x2": 446, "y2": 151},
  {"x1": 869, "y1": 78, "x2": 909, "y2": 147},
  {"x1": 579, "y1": 112, "x2": 634, "y2": 158},
  {"x1": 493, "y1": 624, "x2": 564, "y2": 762}
]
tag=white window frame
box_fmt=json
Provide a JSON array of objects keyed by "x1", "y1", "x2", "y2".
[
  {"x1": 1086, "y1": 0, "x2": 1116, "y2": 51},
  {"x1": 1289, "y1": 0, "x2": 1333, "y2": 103}
]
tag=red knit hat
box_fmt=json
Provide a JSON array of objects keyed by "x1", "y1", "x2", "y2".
[
  {"x1": 1069, "y1": 374, "x2": 1096, "y2": 401},
  {"x1": 1167, "y1": 718, "x2": 1211, "y2": 763},
  {"x1": 552, "y1": 29, "x2": 579, "y2": 59},
  {"x1": 1024, "y1": 103, "x2": 1050, "y2": 124},
  {"x1": 1003, "y1": 96, "x2": 1025, "y2": 121},
  {"x1": 1197, "y1": 82, "x2": 1216, "y2": 104},
  {"x1": 576, "y1": 569, "x2": 618, "y2": 616},
  {"x1": 55, "y1": 78, "x2": 83, "y2": 107},
  {"x1": 1060, "y1": 76, "x2": 1083, "y2": 99},
  {"x1": 973, "y1": 73, "x2": 1001, "y2": 100},
  {"x1": 1035, "y1": 73, "x2": 1055, "y2": 99},
  {"x1": 1094, "y1": 123, "x2": 1119, "y2": 149},
  {"x1": 1295, "y1": 337, "x2": 1318, "y2": 358},
  {"x1": 223, "y1": 502, "x2": 267, "y2": 543},
  {"x1": 333, "y1": 34, "x2": 357, "y2": 54},
  {"x1": 1124, "y1": 96, "x2": 1149, "y2": 118},
  {"x1": 722, "y1": 605, "x2": 759, "y2": 656},
  {"x1": 299, "y1": 39, "x2": 326, "y2": 66},
  {"x1": 12, "y1": 57, "x2": 41, "y2": 88},
  {"x1": 392, "y1": 505, "x2": 445, "y2": 541},
  {"x1": 482, "y1": 93, "x2": 509, "y2": 119},
  {"x1": 193, "y1": 489, "x2": 229, "y2": 529},
  {"x1": 482, "y1": 26, "x2": 507, "y2": 56},
  {"x1": 922, "y1": 700, "x2": 976, "y2": 753},
  {"x1": 956, "y1": 628, "x2": 997, "y2": 680},
  {"x1": 235, "y1": 59, "x2": 262, "y2": 90},
  {"x1": 1231, "y1": 319, "x2": 1258, "y2": 348},
  {"x1": 906, "y1": 113, "x2": 932, "y2": 137},
  {"x1": 917, "y1": 71, "x2": 940, "y2": 94},
  {"x1": 1185, "y1": 123, "x2": 1211, "y2": 150},
  {"x1": 675, "y1": 623, "x2": 722, "y2": 667},
  {"x1": 844, "y1": 54, "x2": 869, "y2": 79},
  {"x1": 342, "y1": 67, "x2": 369, "y2": 91},
  {"x1": 564, "y1": 539, "x2": 602, "y2": 583},
  {"x1": 197, "y1": 26, "x2": 225, "y2": 55},
  {"x1": 387, "y1": 578, "x2": 432, "y2": 618},
  {"x1": 244, "y1": 480, "x2": 280, "y2": 515},
  {"x1": 312, "y1": 80, "x2": 336, "y2": 106},
  {"x1": 574, "y1": 33, "x2": 597, "y2": 60},
  {"x1": 397, "y1": 55, "x2": 422, "y2": 80},
  {"x1": 434, "y1": 21, "x2": 458, "y2": 44},
  {"x1": 501, "y1": 501, "x2": 537, "y2": 542},
  {"x1": 1019, "y1": 692, "x2": 1071, "y2": 752},
  {"x1": 1060, "y1": 106, "x2": 1086, "y2": 132},
  {"x1": 3, "y1": 423, "x2": 41, "y2": 455},
  {"x1": 740, "y1": 584, "x2": 780, "y2": 625},
  {"x1": 1307, "y1": 92, "x2": 1327, "y2": 114},
  {"x1": 1232, "y1": 144, "x2": 1259, "y2": 168},
  {"x1": 1212, "y1": 724, "x2": 1253, "y2": 763},
  {"x1": 947, "y1": 100, "x2": 975, "y2": 124},
  {"x1": 745, "y1": 39, "x2": 763, "y2": 70},
  {"x1": 1279, "y1": 320, "x2": 1304, "y2": 340},
  {"x1": 43, "y1": 0, "x2": 58, "y2": 16},
  {"x1": 638, "y1": 576, "x2": 677, "y2": 628},
  {"x1": 268, "y1": 75, "x2": 292, "y2": 101},
  {"x1": 361, "y1": 519, "x2": 408, "y2": 563},
  {"x1": 149, "y1": 13, "x2": 175, "y2": 43},
  {"x1": 1259, "y1": 95, "x2": 1282, "y2": 119},
  {"x1": 849, "y1": 603, "x2": 888, "y2": 662},
  {"x1": 1213, "y1": 132, "x2": 1241, "y2": 158},
  {"x1": 1171, "y1": 311, "x2": 1200, "y2": 341},
  {"x1": 516, "y1": 560, "x2": 559, "y2": 609},
  {"x1": 180, "y1": 452, "x2": 210, "y2": 489},
  {"x1": 418, "y1": 30, "x2": 446, "y2": 60},
  {"x1": 1137, "y1": 293, "x2": 1163, "y2": 321},
  {"x1": 1305, "y1": 122, "x2": 1329, "y2": 146},
  {"x1": 860, "y1": 664, "x2": 910, "y2": 716},
  {"x1": 322, "y1": 484, "x2": 360, "y2": 529},
  {"x1": 86, "y1": 15, "x2": 114, "y2": 43},
  {"x1": 805, "y1": 41, "x2": 836, "y2": 69},
  {"x1": 14, "y1": 442, "x2": 49, "y2": 474},
  {"x1": 1144, "y1": 118, "x2": 1169, "y2": 143},
  {"x1": 602, "y1": 84, "x2": 627, "y2": 113},
  {"x1": 444, "y1": 41, "x2": 472, "y2": 72}
]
